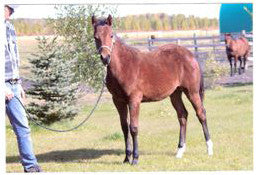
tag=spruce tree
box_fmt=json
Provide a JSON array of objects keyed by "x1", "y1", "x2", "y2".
[{"x1": 27, "y1": 37, "x2": 78, "y2": 125}]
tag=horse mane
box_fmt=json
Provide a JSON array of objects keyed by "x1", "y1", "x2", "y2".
[
  {"x1": 94, "y1": 18, "x2": 108, "y2": 26},
  {"x1": 114, "y1": 34, "x2": 141, "y2": 55}
]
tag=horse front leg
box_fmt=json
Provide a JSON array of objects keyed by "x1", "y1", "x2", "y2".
[
  {"x1": 228, "y1": 57, "x2": 233, "y2": 77},
  {"x1": 234, "y1": 56, "x2": 237, "y2": 75},
  {"x1": 113, "y1": 98, "x2": 131, "y2": 163},
  {"x1": 238, "y1": 56, "x2": 242, "y2": 75},
  {"x1": 129, "y1": 96, "x2": 142, "y2": 165}
]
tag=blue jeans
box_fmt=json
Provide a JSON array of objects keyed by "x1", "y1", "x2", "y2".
[{"x1": 5, "y1": 82, "x2": 38, "y2": 170}]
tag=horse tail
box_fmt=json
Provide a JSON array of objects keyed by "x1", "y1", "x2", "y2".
[{"x1": 199, "y1": 70, "x2": 205, "y2": 102}]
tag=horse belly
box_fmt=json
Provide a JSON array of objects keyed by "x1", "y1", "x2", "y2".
[
  {"x1": 141, "y1": 77, "x2": 178, "y2": 102},
  {"x1": 141, "y1": 92, "x2": 171, "y2": 102}
]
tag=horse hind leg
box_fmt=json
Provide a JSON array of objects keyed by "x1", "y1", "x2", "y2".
[
  {"x1": 185, "y1": 90, "x2": 213, "y2": 156},
  {"x1": 234, "y1": 57, "x2": 237, "y2": 75},
  {"x1": 170, "y1": 88, "x2": 188, "y2": 158}
]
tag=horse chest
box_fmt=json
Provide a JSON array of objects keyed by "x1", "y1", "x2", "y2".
[
  {"x1": 226, "y1": 47, "x2": 237, "y2": 57},
  {"x1": 105, "y1": 73, "x2": 132, "y2": 101}
]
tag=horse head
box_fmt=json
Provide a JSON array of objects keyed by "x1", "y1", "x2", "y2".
[
  {"x1": 224, "y1": 33, "x2": 232, "y2": 46},
  {"x1": 92, "y1": 14, "x2": 115, "y2": 66}
]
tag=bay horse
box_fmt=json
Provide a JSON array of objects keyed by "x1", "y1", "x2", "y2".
[
  {"x1": 224, "y1": 33, "x2": 250, "y2": 76},
  {"x1": 92, "y1": 15, "x2": 213, "y2": 165}
]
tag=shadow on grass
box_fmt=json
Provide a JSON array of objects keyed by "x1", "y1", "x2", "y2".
[
  {"x1": 6, "y1": 148, "x2": 124, "y2": 163},
  {"x1": 222, "y1": 82, "x2": 253, "y2": 88}
]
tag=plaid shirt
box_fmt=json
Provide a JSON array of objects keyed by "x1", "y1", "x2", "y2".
[{"x1": 5, "y1": 20, "x2": 20, "y2": 81}]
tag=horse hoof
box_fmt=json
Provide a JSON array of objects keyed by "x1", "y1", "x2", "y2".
[
  {"x1": 131, "y1": 159, "x2": 138, "y2": 165},
  {"x1": 123, "y1": 158, "x2": 130, "y2": 164},
  {"x1": 176, "y1": 144, "x2": 186, "y2": 158}
]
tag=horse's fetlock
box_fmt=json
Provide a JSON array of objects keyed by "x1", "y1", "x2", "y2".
[{"x1": 126, "y1": 150, "x2": 132, "y2": 156}]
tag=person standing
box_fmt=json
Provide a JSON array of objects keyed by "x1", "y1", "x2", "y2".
[{"x1": 4, "y1": 4, "x2": 42, "y2": 173}]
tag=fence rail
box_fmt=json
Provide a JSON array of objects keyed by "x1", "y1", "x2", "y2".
[{"x1": 124, "y1": 32, "x2": 253, "y2": 62}]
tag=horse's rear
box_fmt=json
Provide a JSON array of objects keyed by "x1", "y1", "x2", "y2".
[
  {"x1": 239, "y1": 37, "x2": 250, "y2": 58},
  {"x1": 145, "y1": 44, "x2": 210, "y2": 158}
]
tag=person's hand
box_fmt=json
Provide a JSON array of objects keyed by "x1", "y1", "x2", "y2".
[{"x1": 5, "y1": 86, "x2": 14, "y2": 101}]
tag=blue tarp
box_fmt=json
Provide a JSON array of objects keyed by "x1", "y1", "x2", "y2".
[{"x1": 220, "y1": 3, "x2": 253, "y2": 33}]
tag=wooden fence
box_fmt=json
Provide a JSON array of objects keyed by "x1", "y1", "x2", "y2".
[{"x1": 124, "y1": 32, "x2": 253, "y2": 63}]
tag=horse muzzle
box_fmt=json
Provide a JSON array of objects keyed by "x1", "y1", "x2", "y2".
[{"x1": 101, "y1": 55, "x2": 111, "y2": 66}]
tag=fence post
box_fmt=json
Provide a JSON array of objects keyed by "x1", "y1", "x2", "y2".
[
  {"x1": 148, "y1": 35, "x2": 156, "y2": 51},
  {"x1": 212, "y1": 35, "x2": 216, "y2": 57},
  {"x1": 193, "y1": 33, "x2": 198, "y2": 58},
  {"x1": 148, "y1": 37, "x2": 152, "y2": 51}
]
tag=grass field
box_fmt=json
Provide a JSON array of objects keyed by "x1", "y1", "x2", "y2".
[{"x1": 6, "y1": 84, "x2": 253, "y2": 172}]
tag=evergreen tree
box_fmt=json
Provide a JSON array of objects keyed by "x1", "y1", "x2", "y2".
[{"x1": 27, "y1": 37, "x2": 79, "y2": 125}]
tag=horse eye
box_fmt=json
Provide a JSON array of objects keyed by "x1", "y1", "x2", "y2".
[{"x1": 111, "y1": 34, "x2": 113, "y2": 38}]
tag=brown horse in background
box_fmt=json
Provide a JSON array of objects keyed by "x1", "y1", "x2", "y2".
[
  {"x1": 224, "y1": 33, "x2": 250, "y2": 76},
  {"x1": 92, "y1": 15, "x2": 213, "y2": 165}
]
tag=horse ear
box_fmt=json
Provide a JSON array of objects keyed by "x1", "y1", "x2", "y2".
[
  {"x1": 106, "y1": 14, "x2": 112, "y2": 26},
  {"x1": 92, "y1": 15, "x2": 97, "y2": 26}
]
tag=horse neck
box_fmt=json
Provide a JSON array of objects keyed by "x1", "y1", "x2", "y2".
[{"x1": 109, "y1": 38, "x2": 135, "y2": 72}]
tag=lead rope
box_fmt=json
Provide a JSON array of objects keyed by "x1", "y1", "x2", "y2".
[{"x1": 10, "y1": 69, "x2": 107, "y2": 133}]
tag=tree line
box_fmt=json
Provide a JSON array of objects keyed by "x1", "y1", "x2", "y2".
[
  {"x1": 12, "y1": 13, "x2": 218, "y2": 36},
  {"x1": 11, "y1": 18, "x2": 54, "y2": 36},
  {"x1": 118, "y1": 13, "x2": 218, "y2": 31}
]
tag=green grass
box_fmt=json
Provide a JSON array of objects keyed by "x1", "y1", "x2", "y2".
[{"x1": 6, "y1": 84, "x2": 253, "y2": 172}]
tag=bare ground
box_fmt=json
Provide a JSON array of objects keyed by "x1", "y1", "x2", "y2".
[{"x1": 217, "y1": 60, "x2": 253, "y2": 86}]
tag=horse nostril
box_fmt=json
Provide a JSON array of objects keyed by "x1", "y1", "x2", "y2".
[{"x1": 101, "y1": 55, "x2": 111, "y2": 65}]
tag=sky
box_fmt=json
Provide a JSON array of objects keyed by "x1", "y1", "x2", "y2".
[{"x1": 10, "y1": 4, "x2": 221, "y2": 19}]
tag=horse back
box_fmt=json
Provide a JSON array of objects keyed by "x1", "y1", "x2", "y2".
[{"x1": 227, "y1": 37, "x2": 250, "y2": 57}]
